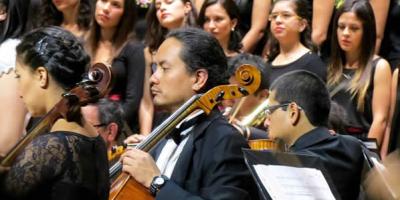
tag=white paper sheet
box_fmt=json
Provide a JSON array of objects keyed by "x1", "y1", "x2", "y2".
[{"x1": 253, "y1": 164, "x2": 336, "y2": 200}]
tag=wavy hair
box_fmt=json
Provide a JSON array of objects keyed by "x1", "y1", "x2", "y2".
[
  {"x1": 267, "y1": 0, "x2": 315, "y2": 61},
  {"x1": 86, "y1": 0, "x2": 137, "y2": 58},
  {"x1": 17, "y1": 26, "x2": 89, "y2": 90},
  {"x1": 0, "y1": 0, "x2": 30, "y2": 43},
  {"x1": 16, "y1": 26, "x2": 90, "y2": 122},
  {"x1": 145, "y1": 0, "x2": 197, "y2": 52},
  {"x1": 39, "y1": 0, "x2": 93, "y2": 31},
  {"x1": 327, "y1": 0, "x2": 376, "y2": 111},
  {"x1": 197, "y1": 0, "x2": 242, "y2": 53}
]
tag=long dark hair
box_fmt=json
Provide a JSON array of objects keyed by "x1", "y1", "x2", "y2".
[
  {"x1": 267, "y1": 0, "x2": 315, "y2": 61},
  {"x1": 39, "y1": 0, "x2": 93, "y2": 31},
  {"x1": 197, "y1": 0, "x2": 242, "y2": 53},
  {"x1": 145, "y1": 0, "x2": 197, "y2": 52},
  {"x1": 328, "y1": 0, "x2": 376, "y2": 111},
  {"x1": 86, "y1": 0, "x2": 137, "y2": 58},
  {"x1": 0, "y1": 0, "x2": 30, "y2": 43}
]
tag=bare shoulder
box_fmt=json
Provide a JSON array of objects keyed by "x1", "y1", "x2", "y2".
[
  {"x1": 373, "y1": 56, "x2": 391, "y2": 82},
  {"x1": 375, "y1": 56, "x2": 391, "y2": 70}
]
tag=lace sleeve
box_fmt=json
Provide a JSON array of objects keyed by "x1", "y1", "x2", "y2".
[{"x1": 3, "y1": 134, "x2": 67, "y2": 197}]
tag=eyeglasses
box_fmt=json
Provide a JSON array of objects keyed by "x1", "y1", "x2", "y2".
[
  {"x1": 264, "y1": 102, "x2": 303, "y2": 116},
  {"x1": 93, "y1": 123, "x2": 107, "y2": 128},
  {"x1": 268, "y1": 12, "x2": 302, "y2": 21},
  {"x1": 264, "y1": 103, "x2": 290, "y2": 115}
]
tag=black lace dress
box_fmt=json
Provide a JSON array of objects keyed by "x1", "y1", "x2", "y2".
[{"x1": 0, "y1": 131, "x2": 109, "y2": 200}]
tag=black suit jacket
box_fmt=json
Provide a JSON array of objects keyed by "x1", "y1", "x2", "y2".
[
  {"x1": 290, "y1": 127, "x2": 364, "y2": 200},
  {"x1": 150, "y1": 110, "x2": 259, "y2": 200}
]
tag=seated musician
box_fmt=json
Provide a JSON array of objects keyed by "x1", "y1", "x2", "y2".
[
  {"x1": 264, "y1": 70, "x2": 364, "y2": 199},
  {"x1": 83, "y1": 98, "x2": 127, "y2": 151},
  {"x1": 121, "y1": 27, "x2": 258, "y2": 199},
  {"x1": 0, "y1": 27, "x2": 109, "y2": 199},
  {"x1": 223, "y1": 53, "x2": 269, "y2": 140}
]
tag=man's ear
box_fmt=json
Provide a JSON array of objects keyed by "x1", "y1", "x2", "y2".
[
  {"x1": 107, "y1": 122, "x2": 119, "y2": 142},
  {"x1": 288, "y1": 103, "x2": 301, "y2": 125},
  {"x1": 192, "y1": 69, "x2": 208, "y2": 92},
  {"x1": 36, "y1": 66, "x2": 49, "y2": 88}
]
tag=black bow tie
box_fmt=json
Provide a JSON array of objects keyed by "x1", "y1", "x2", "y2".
[{"x1": 168, "y1": 113, "x2": 204, "y2": 144}]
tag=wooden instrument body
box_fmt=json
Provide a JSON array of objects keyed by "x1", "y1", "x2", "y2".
[
  {"x1": 108, "y1": 65, "x2": 261, "y2": 200},
  {"x1": 109, "y1": 173, "x2": 153, "y2": 200}
]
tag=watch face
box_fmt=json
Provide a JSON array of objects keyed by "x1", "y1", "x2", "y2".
[{"x1": 154, "y1": 177, "x2": 165, "y2": 185}]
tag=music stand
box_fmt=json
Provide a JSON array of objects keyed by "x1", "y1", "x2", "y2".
[{"x1": 243, "y1": 149, "x2": 341, "y2": 200}]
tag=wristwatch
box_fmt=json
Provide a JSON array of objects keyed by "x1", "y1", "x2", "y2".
[{"x1": 150, "y1": 175, "x2": 169, "y2": 196}]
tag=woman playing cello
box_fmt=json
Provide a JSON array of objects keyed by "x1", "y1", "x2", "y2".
[{"x1": 0, "y1": 26, "x2": 109, "y2": 200}]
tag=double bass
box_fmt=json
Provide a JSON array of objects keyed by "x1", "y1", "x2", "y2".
[
  {"x1": 0, "y1": 63, "x2": 113, "y2": 167},
  {"x1": 109, "y1": 64, "x2": 261, "y2": 200}
]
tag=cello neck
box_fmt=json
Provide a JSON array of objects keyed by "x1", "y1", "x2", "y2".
[{"x1": 137, "y1": 94, "x2": 202, "y2": 152}]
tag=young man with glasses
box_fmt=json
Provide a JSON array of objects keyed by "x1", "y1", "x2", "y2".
[{"x1": 264, "y1": 70, "x2": 364, "y2": 200}]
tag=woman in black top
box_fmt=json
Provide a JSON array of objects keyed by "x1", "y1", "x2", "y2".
[
  {"x1": 265, "y1": 0, "x2": 326, "y2": 85},
  {"x1": 379, "y1": 0, "x2": 400, "y2": 69},
  {"x1": 231, "y1": 0, "x2": 270, "y2": 54},
  {"x1": 194, "y1": 0, "x2": 270, "y2": 54},
  {"x1": 328, "y1": 0, "x2": 391, "y2": 147},
  {"x1": 0, "y1": 26, "x2": 109, "y2": 199},
  {"x1": 86, "y1": 0, "x2": 147, "y2": 133},
  {"x1": 198, "y1": 0, "x2": 242, "y2": 58},
  {"x1": 39, "y1": 0, "x2": 93, "y2": 38}
]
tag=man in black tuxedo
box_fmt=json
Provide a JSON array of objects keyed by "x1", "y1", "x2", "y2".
[
  {"x1": 121, "y1": 27, "x2": 258, "y2": 200},
  {"x1": 264, "y1": 70, "x2": 364, "y2": 199}
]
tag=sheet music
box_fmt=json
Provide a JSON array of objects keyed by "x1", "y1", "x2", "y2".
[{"x1": 253, "y1": 164, "x2": 335, "y2": 200}]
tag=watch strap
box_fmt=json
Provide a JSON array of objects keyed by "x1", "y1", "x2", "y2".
[{"x1": 150, "y1": 175, "x2": 169, "y2": 196}]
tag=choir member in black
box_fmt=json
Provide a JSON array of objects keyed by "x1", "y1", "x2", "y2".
[{"x1": 265, "y1": 0, "x2": 326, "y2": 84}]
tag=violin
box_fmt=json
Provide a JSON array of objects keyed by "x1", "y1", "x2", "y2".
[
  {"x1": 0, "y1": 63, "x2": 113, "y2": 167},
  {"x1": 108, "y1": 64, "x2": 261, "y2": 200}
]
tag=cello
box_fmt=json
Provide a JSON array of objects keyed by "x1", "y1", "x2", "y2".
[
  {"x1": 0, "y1": 63, "x2": 113, "y2": 167},
  {"x1": 109, "y1": 64, "x2": 261, "y2": 200}
]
